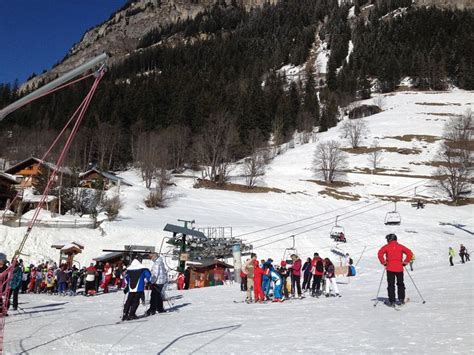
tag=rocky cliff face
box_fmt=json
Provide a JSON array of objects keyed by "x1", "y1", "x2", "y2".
[{"x1": 21, "y1": 0, "x2": 277, "y2": 91}]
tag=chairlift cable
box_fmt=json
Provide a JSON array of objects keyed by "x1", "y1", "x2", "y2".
[{"x1": 235, "y1": 178, "x2": 430, "y2": 239}]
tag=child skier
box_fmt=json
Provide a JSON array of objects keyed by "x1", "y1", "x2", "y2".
[{"x1": 267, "y1": 263, "x2": 284, "y2": 302}]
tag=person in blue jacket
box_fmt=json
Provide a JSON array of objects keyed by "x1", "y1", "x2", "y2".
[
  {"x1": 261, "y1": 259, "x2": 272, "y2": 300},
  {"x1": 122, "y1": 259, "x2": 151, "y2": 321},
  {"x1": 267, "y1": 263, "x2": 284, "y2": 302}
]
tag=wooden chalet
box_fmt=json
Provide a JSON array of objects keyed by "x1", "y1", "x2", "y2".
[
  {"x1": 187, "y1": 259, "x2": 233, "y2": 288},
  {"x1": 5, "y1": 157, "x2": 71, "y2": 188},
  {"x1": 79, "y1": 167, "x2": 132, "y2": 189},
  {"x1": 0, "y1": 172, "x2": 18, "y2": 209}
]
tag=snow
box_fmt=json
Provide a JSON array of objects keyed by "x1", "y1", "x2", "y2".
[
  {"x1": 315, "y1": 41, "x2": 330, "y2": 75},
  {"x1": 2, "y1": 90, "x2": 474, "y2": 353}
]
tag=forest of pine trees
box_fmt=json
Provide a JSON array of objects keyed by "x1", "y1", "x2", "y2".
[{"x1": 0, "y1": 0, "x2": 472, "y2": 172}]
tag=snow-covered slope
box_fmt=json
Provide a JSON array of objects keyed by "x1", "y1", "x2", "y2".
[{"x1": 2, "y1": 89, "x2": 473, "y2": 354}]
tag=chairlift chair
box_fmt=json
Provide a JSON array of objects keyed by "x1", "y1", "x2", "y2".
[
  {"x1": 384, "y1": 202, "x2": 401, "y2": 225},
  {"x1": 282, "y1": 235, "x2": 298, "y2": 264},
  {"x1": 330, "y1": 216, "x2": 347, "y2": 243}
]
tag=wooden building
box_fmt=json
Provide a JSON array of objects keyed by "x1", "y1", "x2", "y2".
[
  {"x1": 188, "y1": 259, "x2": 233, "y2": 288},
  {"x1": 5, "y1": 157, "x2": 71, "y2": 188},
  {"x1": 0, "y1": 172, "x2": 18, "y2": 209},
  {"x1": 79, "y1": 167, "x2": 132, "y2": 190}
]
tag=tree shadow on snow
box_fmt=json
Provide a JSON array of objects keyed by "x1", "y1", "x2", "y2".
[{"x1": 156, "y1": 324, "x2": 242, "y2": 355}]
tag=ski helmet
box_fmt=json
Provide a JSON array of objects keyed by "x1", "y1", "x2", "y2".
[{"x1": 386, "y1": 233, "x2": 397, "y2": 242}]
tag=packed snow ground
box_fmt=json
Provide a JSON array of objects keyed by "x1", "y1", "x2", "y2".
[{"x1": 1, "y1": 90, "x2": 474, "y2": 353}]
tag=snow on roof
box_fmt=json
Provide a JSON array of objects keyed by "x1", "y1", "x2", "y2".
[
  {"x1": 52, "y1": 240, "x2": 85, "y2": 250},
  {"x1": 79, "y1": 167, "x2": 133, "y2": 186},
  {"x1": 22, "y1": 194, "x2": 57, "y2": 203},
  {"x1": 0, "y1": 171, "x2": 19, "y2": 184},
  {"x1": 5, "y1": 156, "x2": 72, "y2": 175}
]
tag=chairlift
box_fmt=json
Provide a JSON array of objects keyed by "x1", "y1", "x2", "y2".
[
  {"x1": 330, "y1": 216, "x2": 347, "y2": 243},
  {"x1": 282, "y1": 235, "x2": 298, "y2": 263},
  {"x1": 384, "y1": 202, "x2": 401, "y2": 225}
]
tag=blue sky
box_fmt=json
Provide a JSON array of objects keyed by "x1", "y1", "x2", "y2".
[{"x1": 0, "y1": 0, "x2": 127, "y2": 84}]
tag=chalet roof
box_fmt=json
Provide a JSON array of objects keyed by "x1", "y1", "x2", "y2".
[
  {"x1": 93, "y1": 251, "x2": 125, "y2": 262},
  {"x1": 79, "y1": 167, "x2": 132, "y2": 186},
  {"x1": 0, "y1": 172, "x2": 19, "y2": 185},
  {"x1": 5, "y1": 157, "x2": 72, "y2": 175},
  {"x1": 51, "y1": 240, "x2": 85, "y2": 250}
]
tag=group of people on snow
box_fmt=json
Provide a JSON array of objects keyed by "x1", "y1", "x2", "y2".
[
  {"x1": 449, "y1": 244, "x2": 470, "y2": 266},
  {"x1": 240, "y1": 252, "x2": 352, "y2": 303}
]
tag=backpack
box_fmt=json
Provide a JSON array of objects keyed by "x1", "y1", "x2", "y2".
[{"x1": 349, "y1": 265, "x2": 356, "y2": 276}]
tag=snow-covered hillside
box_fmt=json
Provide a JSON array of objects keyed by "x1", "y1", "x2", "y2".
[{"x1": 2, "y1": 89, "x2": 473, "y2": 354}]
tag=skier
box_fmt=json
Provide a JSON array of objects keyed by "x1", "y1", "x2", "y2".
[
  {"x1": 323, "y1": 258, "x2": 340, "y2": 297},
  {"x1": 85, "y1": 263, "x2": 97, "y2": 296},
  {"x1": 267, "y1": 263, "x2": 284, "y2": 302},
  {"x1": 301, "y1": 257, "x2": 312, "y2": 292},
  {"x1": 122, "y1": 259, "x2": 151, "y2": 321},
  {"x1": 146, "y1": 253, "x2": 168, "y2": 316},
  {"x1": 252, "y1": 258, "x2": 266, "y2": 303},
  {"x1": 377, "y1": 234, "x2": 413, "y2": 306},
  {"x1": 100, "y1": 262, "x2": 112, "y2": 293},
  {"x1": 262, "y1": 259, "x2": 273, "y2": 300},
  {"x1": 177, "y1": 272, "x2": 185, "y2": 290},
  {"x1": 449, "y1": 247, "x2": 455, "y2": 266},
  {"x1": 459, "y1": 244, "x2": 469, "y2": 263},
  {"x1": 9, "y1": 260, "x2": 22, "y2": 311},
  {"x1": 45, "y1": 268, "x2": 55, "y2": 294},
  {"x1": 239, "y1": 269, "x2": 247, "y2": 291},
  {"x1": 278, "y1": 261, "x2": 290, "y2": 299},
  {"x1": 243, "y1": 256, "x2": 255, "y2": 303},
  {"x1": 311, "y1": 253, "x2": 324, "y2": 297},
  {"x1": 184, "y1": 267, "x2": 190, "y2": 290},
  {"x1": 21, "y1": 263, "x2": 30, "y2": 293},
  {"x1": 290, "y1": 254, "x2": 302, "y2": 298},
  {"x1": 114, "y1": 263, "x2": 123, "y2": 289},
  {"x1": 70, "y1": 266, "x2": 79, "y2": 296}
]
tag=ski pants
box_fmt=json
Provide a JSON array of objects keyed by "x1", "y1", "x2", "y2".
[
  {"x1": 254, "y1": 278, "x2": 265, "y2": 301},
  {"x1": 325, "y1": 277, "x2": 339, "y2": 295},
  {"x1": 387, "y1": 271, "x2": 405, "y2": 303},
  {"x1": 262, "y1": 276, "x2": 271, "y2": 296},
  {"x1": 449, "y1": 256, "x2": 454, "y2": 266},
  {"x1": 123, "y1": 291, "x2": 143, "y2": 317},
  {"x1": 58, "y1": 282, "x2": 67, "y2": 294},
  {"x1": 10, "y1": 286, "x2": 20, "y2": 310},
  {"x1": 273, "y1": 279, "x2": 283, "y2": 299},
  {"x1": 85, "y1": 280, "x2": 95, "y2": 295},
  {"x1": 148, "y1": 284, "x2": 164, "y2": 313},
  {"x1": 101, "y1": 275, "x2": 112, "y2": 293},
  {"x1": 302, "y1": 272, "x2": 312, "y2": 290},
  {"x1": 460, "y1": 253, "x2": 465, "y2": 263},
  {"x1": 240, "y1": 276, "x2": 247, "y2": 291},
  {"x1": 246, "y1": 278, "x2": 254, "y2": 300},
  {"x1": 312, "y1": 275, "x2": 322, "y2": 294},
  {"x1": 291, "y1": 275, "x2": 302, "y2": 296}
]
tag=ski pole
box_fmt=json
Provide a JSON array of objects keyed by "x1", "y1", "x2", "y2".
[
  {"x1": 373, "y1": 269, "x2": 385, "y2": 307},
  {"x1": 404, "y1": 267, "x2": 426, "y2": 304}
]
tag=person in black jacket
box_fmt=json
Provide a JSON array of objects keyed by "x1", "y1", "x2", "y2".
[
  {"x1": 302, "y1": 257, "x2": 312, "y2": 292},
  {"x1": 184, "y1": 267, "x2": 190, "y2": 290}
]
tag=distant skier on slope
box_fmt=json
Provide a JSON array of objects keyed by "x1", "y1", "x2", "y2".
[
  {"x1": 122, "y1": 259, "x2": 151, "y2": 321},
  {"x1": 378, "y1": 234, "x2": 413, "y2": 306},
  {"x1": 449, "y1": 247, "x2": 455, "y2": 266}
]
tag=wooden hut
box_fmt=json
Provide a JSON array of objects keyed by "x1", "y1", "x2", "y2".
[
  {"x1": 188, "y1": 259, "x2": 233, "y2": 288},
  {"x1": 51, "y1": 240, "x2": 84, "y2": 267}
]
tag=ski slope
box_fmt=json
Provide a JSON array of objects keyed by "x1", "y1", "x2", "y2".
[{"x1": 1, "y1": 90, "x2": 473, "y2": 353}]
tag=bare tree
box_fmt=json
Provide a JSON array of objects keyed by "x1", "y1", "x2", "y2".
[
  {"x1": 297, "y1": 111, "x2": 314, "y2": 144},
  {"x1": 94, "y1": 119, "x2": 121, "y2": 170},
  {"x1": 135, "y1": 131, "x2": 168, "y2": 188},
  {"x1": 372, "y1": 94, "x2": 387, "y2": 110},
  {"x1": 195, "y1": 112, "x2": 238, "y2": 184},
  {"x1": 312, "y1": 140, "x2": 348, "y2": 184},
  {"x1": 165, "y1": 125, "x2": 190, "y2": 172},
  {"x1": 243, "y1": 129, "x2": 267, "y2": 188},
  {"x1": 434, "y1": 111, "x2": 473, "y2": 203},
  {"x1": 368, "y1": 140, "x2": 383, "y2": 170},
  {"x1": 340, "y1": 118, "x2": 369, "y2": 148},
  {"x1": 145, "y1": 166, "x2": 172, "y2": 208}
]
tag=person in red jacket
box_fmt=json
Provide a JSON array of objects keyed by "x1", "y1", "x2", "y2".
[
  {"x1": 290, "y1": 254, "x2": 302, "y2": 298},
  {"x1": 311, "y1": 253, "x2": 325, "y2": 297},
  {"x1": 177, "y1": 273, "x2": 185, "y2": 290},
  {"x1": 252, "y1": 258, "x2": 266, "y2": 303},
  {"x1": 100, "y1": 262, "x2": 113, "y2": 293},
  {"x1": 378, "y1": 234, "x2": 413, "y2": 306}
]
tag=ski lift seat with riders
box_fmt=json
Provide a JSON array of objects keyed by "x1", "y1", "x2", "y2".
[
  {"x1": 330, "y1": 216, "x2": 347, "y2": 243},
  {"x1": 384, "y1": 202, "x2": 401, "y2": 225}
]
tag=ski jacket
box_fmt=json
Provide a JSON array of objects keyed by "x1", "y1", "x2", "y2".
[
  {"x1": 10, "y1": 265, "x2": 22, "y2": 289},
  {"x1": 325, "y1": 263, "x2": 335, "y2": 279},
  {"x1": 311, "y1": 257, "x2": 324, "y2": 276},
  {"x1": 253, "y1": 263, "x2": 266, "y2": 283},
  {"x1": 268, "y1": 266, "x2": 282, "y2": 284},
  {"x1": 150, "y1": 257, "x2": 168, "y2": 285},
  {"x1": 85, "y1": 265, "x2": 97, "y2": 282},
  {"x1": 292, "y1": 258, "x2": 302, "y2": 276},
  {"x1": 449, "y1": 248, "x2": 455, "y2": 258},
  {"x1": 302, "y1": 261, "x2": 311, "y2": 274},
  {"x1": 378, "y1": 241, "x2": 413, "y2": 272},
  {"x1": 125, "y1": 259, "x2": 151, "y2": 293}
]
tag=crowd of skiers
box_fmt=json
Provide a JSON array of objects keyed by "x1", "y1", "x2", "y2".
[{"x1": 239, "y1": 252, "x2": 354, "y2": 303}]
